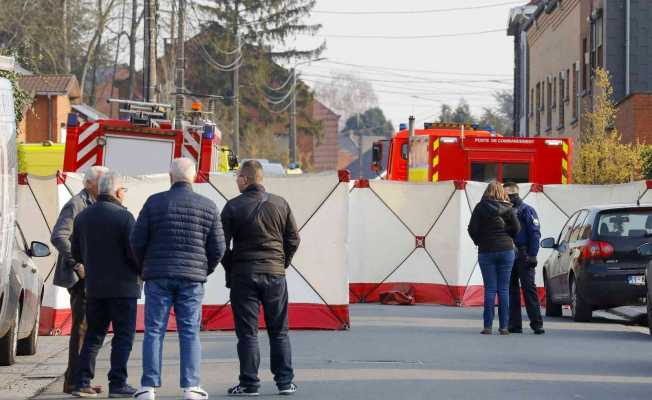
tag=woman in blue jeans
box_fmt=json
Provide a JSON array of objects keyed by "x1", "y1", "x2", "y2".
[{"x1": 468, "y1": 181, "x2": 521, "y2": 335}]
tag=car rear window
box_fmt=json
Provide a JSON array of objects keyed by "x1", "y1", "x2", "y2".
[{"x1": 596, "y1": 210, "x2": 652, "y2": 239}]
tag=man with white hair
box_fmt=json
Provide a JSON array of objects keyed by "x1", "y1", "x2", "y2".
[
  {"x1": 131, "y1": 158, "x2": 226, "y2": 400},
  {"x1": 71, "y1": 171, "x2": 140, "y2": 398},
  {"x1": 51, "y1": 165, "x2": 108, "y2": 395}
]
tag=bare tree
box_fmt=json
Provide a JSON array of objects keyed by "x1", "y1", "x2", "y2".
[{"x1": 314, "y1": 72, "x2": 379, "y2": 130}]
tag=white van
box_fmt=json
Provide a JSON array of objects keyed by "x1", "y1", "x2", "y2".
[{"x1": 0, "y1": 71, "x2": 49, "y2": 365}]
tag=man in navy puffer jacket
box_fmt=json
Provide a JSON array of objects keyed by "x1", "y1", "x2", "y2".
[{"x1": 131, "y1": 158, "x2": 225, "y2": 400}]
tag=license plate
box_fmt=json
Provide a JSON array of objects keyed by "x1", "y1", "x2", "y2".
[{"x1": 628, "y1": 275, "x2": 646, "y2": 286}]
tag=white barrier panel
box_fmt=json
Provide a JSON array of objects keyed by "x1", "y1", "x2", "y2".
[
  {"x1": 349, "y1": 179, "x2": 652, "y2": 305},
  {"x1": 23, "y1": 171, "x2": 350, "y2": 335}
]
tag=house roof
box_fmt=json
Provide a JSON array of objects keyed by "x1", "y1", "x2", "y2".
[{"x1": 18, "y1": 75, "x2": 81, "y2": 98}]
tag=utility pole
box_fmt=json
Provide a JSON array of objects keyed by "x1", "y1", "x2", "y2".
[
  {"x1": 289, "y1": 68, "x2": 297, "y2": 164},
  {"x1": 233, "y1": 32, "x2": 241, "y2": 155},
  {"x1": 357, "y1": 113, "x2": 363, "y2": 178},
  {"x1": 174, "y1": 0, "x2": 185, "y2": 129},
  {"x1": 144, "y1": 0, "x2": 158, "y2": 102}
]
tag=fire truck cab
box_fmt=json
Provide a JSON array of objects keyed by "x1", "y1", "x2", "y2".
[{"x1": 373, "y1": 122, "x2": 572, "y2": 184}]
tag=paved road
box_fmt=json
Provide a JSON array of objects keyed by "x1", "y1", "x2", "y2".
[
  {"x1": 0, "y1": 336, "x2": 68, "y2": 400},
  {"x1": 21, "y1": 305, "x2": 652, "y2": 400}
]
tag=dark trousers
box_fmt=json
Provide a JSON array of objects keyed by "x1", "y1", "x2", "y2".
[
  {"x1": 64, "y1": 281, "x2": 87, "y2": 393},
  {"x1": 230, "y1": 273, "x2": 293, "y2": 389},
  {"x1": 509, "y1": 252, "x2": 543, "y2": 330},
  {"x1": 77, "y1": 297, "x2": 137, "y2": 390}
]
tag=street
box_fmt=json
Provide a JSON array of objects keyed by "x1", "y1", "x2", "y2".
[{"x1": 11, "y1": 305, "x2": 648, "y2": 400}]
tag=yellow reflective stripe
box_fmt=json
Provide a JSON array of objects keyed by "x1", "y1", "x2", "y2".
[
  {"x1": 433, "y1": 138, "x2": 440, "y2": 151},
  {"x1": 562, "y1": 141, "x2": 569, "y2": 154},
  {"x1": 561, "y1": 175, "x2": 568, "y2": 184},
  {"x1": 432, "y1": 155, "x2": 439, "y2": 167},
  {"x1": 562, "y1": 158, "x2": 568, "y2": 170},
  {"x1": 432, "y1": 172, "x2": 439, "y2": 182}
]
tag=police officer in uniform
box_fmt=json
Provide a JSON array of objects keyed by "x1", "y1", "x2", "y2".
[{"x1": 503, "y1": 182, "x2": 545, "y2": 334}]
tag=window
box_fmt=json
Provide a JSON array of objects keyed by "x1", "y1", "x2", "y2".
[
  {"x1": 596, "y1": 17, "x2": 603, "y2": 68},
  {"x1": 552, "y1": 76, "x2": 557, "y2": 109},
  {"x1": 558, "y1": 212, "x2": 580, "y2": 244},
  {"x1": 565, "y1": 69, "x2": 570, "y2": 101},
  {"x1": 580, "y1": 213, "x2": 594, "y2": 240},
  {"x1": 569, "y1": 210, "x2": 589, "y2": 242},
  {"x1": 546, "y1": 79, "x2": 552, "y2": 131},
  {"x1": 401, "y1": 143, "x2": 408, "y2": 160},
  {"x1": 503, "y1": 163, "x2": 530, "y2": 183},
  {"x1": 597, "y1": 210, "x2": 652, "y2": 239},
  {"x1": 559, "y1": 72, "x2": 565, "y2": 128},
  {"x1": 535, "y1": 83, "x2": 541, "y2": 134},
  {"x1": 582, "y1": 38, "x2": 588, "y2": 91},
  {"x1": 530, "y1": 88, "x2": 534, "y2": 116},
  {"x1": 471, "y1": 162, "x2": 499, "y2": 182},
  {"x1": 572, "y1": 63, "x2": 579, "y2": 121}
]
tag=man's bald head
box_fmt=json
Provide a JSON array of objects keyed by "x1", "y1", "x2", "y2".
[{"x1": 170, "y1": 157, "x2": 196, "y2": 184}]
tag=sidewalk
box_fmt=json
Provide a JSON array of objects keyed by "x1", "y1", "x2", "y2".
[{"x1": 0, "y1": 336, "x2": 68, "y2": 400}]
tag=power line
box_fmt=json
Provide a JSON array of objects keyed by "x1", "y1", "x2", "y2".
[
  {"x1": 307, "y1": 28, "x2": 505, "y2": 40},
  {"x1": 300, "y1": 72, "x2": 511, "y2": 85},
  {"x1": 313, "y1": 1, "x2": 522, "y2": 15},
  {"x1": 305, "y1": 60, "x2": 513, "y2": 78}
]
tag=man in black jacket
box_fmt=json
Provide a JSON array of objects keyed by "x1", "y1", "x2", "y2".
[
  {"x1": 71, "y1": 172, "x2": 140, "y2": 398},
  {"x1": 222, "y1": 160, "x2": 300, "y2": 396}
]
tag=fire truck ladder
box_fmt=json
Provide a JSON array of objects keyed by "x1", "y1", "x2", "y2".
[{"x1": 108, "y1": 98, "x2": 172, "y2": 128}]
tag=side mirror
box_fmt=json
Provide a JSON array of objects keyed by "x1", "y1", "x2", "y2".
[
  {"x1": 30, "y1": 241, "x2": 51, "y2": 258},
  {"x1": 638, "y1": 243, "x2": 652, "y2": 257},
  {"x1": 371, "y1": 142, "x2": 383, "y2": 172},
  {"x1": 540, "y1": 237, "x2": 557, "y2": 249}
]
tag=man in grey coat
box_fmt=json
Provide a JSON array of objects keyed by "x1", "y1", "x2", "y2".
[{"x1": 51, "y1": 166, "x2": 108, "y2": 394}]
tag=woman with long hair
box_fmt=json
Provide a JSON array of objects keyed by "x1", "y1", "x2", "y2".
[{"x1": 468, "y1": 181, "x2": 521, "y2": 335}]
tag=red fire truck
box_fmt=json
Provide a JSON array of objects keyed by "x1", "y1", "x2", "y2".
[
  {"x1": 373, "y1": 122, "x2": 572, "y2": 184},
  {"x1": 63, "y1": 99, "x2": 237, "y2": 179}
]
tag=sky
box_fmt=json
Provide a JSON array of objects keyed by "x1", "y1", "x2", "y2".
[{"x1": 288, "y1": 0, "x2": 521, "y2": 128}]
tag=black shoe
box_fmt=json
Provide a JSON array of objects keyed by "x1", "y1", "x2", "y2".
[
  {"x1": 508, "y1": 328, "x2": 523, "y2": 334},
  {"x1": 278, "y1": 383, "x2": 298, "y2": 396},
  {"x1": 109, "y1": 384, "x2": 137, "y2": 398},
  {"x1": 533, "y1": 327, "x2": 546, "y2": 335},
  {"x1": 227, "y1": 384, "x2": 259, "y2": 396}
]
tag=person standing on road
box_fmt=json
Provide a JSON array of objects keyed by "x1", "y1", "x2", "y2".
[
  {"x1": 51, "y1": 165, "x2": 108, "y2": 395},
  {"x1": 70, "y1": 172, "x2": 140, "y2": 398},
  {"x1": 131, "y1": 158, "x2": 225, "y2": 400},
  {"x1": 221, "y1": 160, "x2": 300, "y2": 396},
  {"x1": 503, "y1": 183, "x2": 545, "y2": 335},
  {"x1": 468, "y1": 181, "x2": 521, "y2": 335}
]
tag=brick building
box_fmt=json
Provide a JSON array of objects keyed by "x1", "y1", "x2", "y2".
[
  {"x1": 508, "y1": 0, "x2": 652, "y2": 143},
  {"x1": 17, "y1": 75, "x2": 81, "y2": 143}
]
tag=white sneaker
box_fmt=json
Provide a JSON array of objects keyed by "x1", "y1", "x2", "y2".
[
  {"x1": 133, "y1": 387, "x2": 155, "y2": 400},
  {"x1": 183, "y1": 387, "x2": 209, "y2": 400}
]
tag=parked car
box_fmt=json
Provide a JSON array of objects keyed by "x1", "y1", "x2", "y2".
[
  {"x1": 636, "y1": 243, "x2": 652, "y2": 335},
  {"x1": 541, "y1": 205, "x2": 652, "y2": 322},
  {"x1": 0, "y1": 223, "x2": 48, "y2": 365}
]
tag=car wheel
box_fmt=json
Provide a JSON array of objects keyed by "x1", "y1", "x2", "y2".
[
  {"x1": 544, "y1": 273, "x2": 562, "y2": 317},
  {"x1": 570, "y1": 277, "x2": 592, "y2": 322},
  {"x1": 17, "y1": 301, "x2": 40, "y2": 356},
  {"x1": 0, "y1": 305, "x2": 19, "y2": 366}
]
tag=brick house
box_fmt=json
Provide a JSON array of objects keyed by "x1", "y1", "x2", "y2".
[
  {"x1": 17, "y1": 75, "x2": 81, "y2": 143},
  {"x1": 508, "y1": 0, "x2": 652, "y2": 143}
]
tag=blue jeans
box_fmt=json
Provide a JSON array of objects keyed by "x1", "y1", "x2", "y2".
[
  {"x1": 141, "y1": 279, "x2": 204, "y2": 388},
  {"x1": 478, "y1": 250, "x2": 515, "y2": 330}
]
